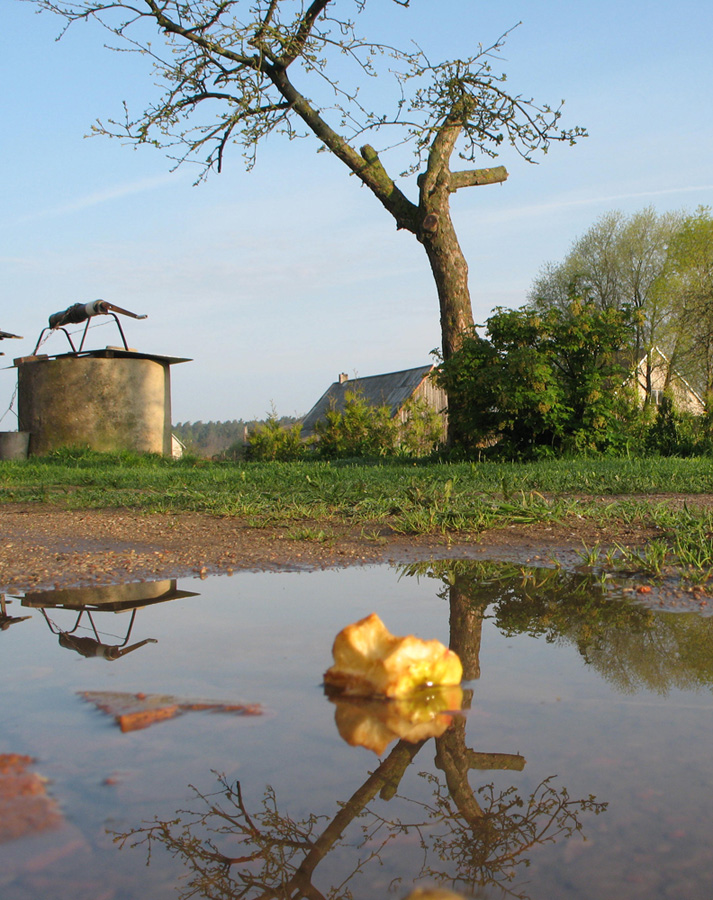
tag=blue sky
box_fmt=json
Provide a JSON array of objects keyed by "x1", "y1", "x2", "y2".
[{"x1": 2, "y1": 0, "x2": 712, "y2": 424}]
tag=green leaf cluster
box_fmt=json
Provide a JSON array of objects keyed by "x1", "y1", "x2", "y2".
[
  {"x1": 436, "y1": 301, "x2": 640, "y2": 458},
  {"x1": 246, "y1": 413, "x2": 305, "y2": 462},
  {"x1": 313, "y1": 390, "x2": 399, "y2": 459},
  {"x1": 397, "y1": 396, "x2": 446, "y2": 457},
  {"x1": 311, "y1": 390, "x2": 445, "y2": 459}
]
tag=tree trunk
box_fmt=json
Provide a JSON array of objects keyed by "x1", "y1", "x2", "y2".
[
  {"x1": 447, "y1": 576, "x2": 487, "y2": 681},
  {"x1": 269, "y1": 71, "x2": 504, "y2": 445},
  {"x1": 422, "y1": 211, "x2": 475, "y2": 361},
  {"x1": 412, "y1": 108, "x2": 506, "y2": 444},
  {"x1": 419, "y1": 202, "x2": 476, "y2": 446}
]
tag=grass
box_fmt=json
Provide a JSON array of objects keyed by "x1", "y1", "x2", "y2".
[
  {"x1": 0, "y1": 451, "x2": 584, "y2": 529},
  {"x1": 287, "y1": 526, "x2": 334, "y2": 543},
  {"x1": 4, "y1": 449, "x2": 713, "y2": 578}
]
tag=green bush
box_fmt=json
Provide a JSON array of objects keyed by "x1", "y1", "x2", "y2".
[
  {"x1": 246, "y1": 414, "x2": 305, "y2": 461},
  {"x1": 436, "y1": 301, "x2": 640, "y2": 459},
  {"x1": 314, "y1": 390, "x2": 398, "y2": 459},
  {"x1": 397, "y1": 396, "x2": 445, "y2": 457},
  {"x1": 645, "y1": 396, "x2": 703, "y2": 457}
]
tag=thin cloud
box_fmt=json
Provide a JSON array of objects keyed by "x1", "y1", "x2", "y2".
[
  {"x1": 9, "y1": 172, "x2": 186, "y2": 225},
  {"x1": 553, "y1": 183, "x2": 713, "y2": 210},
  {"x1": 480, "y1": 184, "x2": 713, "y2": 225}
]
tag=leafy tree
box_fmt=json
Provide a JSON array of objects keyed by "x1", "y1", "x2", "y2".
[
  {"x1": 311, "y1": 388, "x2": 444, "y2": 458},
  {"x1": 644, "y1": 394, "x2": 680, "y2": 456},
  {"x1": 663, "y1": 207, "x2": 713, "y2": 402},
  {"x1": 23, "y1": 0, "x2": 585, "y2": 441},
  {"x1": 642, "y1": 393, "x2": 703, "y2": 457},
  {"x1": 529, "y1": 207, "x2": 683, "y2": 399},
  {"x1": 436, "y1": 300, "x2": 639, "y2": 458}
]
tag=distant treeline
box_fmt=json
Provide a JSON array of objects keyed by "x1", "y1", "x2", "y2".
[{"x1": 173, "y1": 417, "x2": 300, "y2": 458}]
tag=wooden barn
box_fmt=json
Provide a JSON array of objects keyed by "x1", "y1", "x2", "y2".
[{"x1": 300, "y1": 364, "x2": 447, "y2": 437}]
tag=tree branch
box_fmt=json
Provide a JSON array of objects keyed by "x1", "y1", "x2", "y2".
[
  {"x1": 279, "y1": 0, "x2": 331, "y2": 68},
  {"x1": 267, "y1": 62, "x2": 419, "y2": 228},
  {"x1": 450, "y1": 166, "x2": 508, "y2": 191},
  {"x1": 250, "y1": 0, "x2": 280, "y2": 47},
  {"x1": 143, "y1": 0, "x2": 261, "y2": 70},
  {"x1": 418, "y1": 106, "x2": 465, "y2": 202}
]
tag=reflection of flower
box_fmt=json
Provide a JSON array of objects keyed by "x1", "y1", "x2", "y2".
[{"x1": 330, "y1": 686, "x2": 465, "y2": 754}]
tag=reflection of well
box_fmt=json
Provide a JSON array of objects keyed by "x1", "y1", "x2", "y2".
[
  {"x1": 16, "y1": 349, "x2": 190, "y2": 457},
  {"x1": 22, "y1": 579, "x2": 199, "y2": 611}
]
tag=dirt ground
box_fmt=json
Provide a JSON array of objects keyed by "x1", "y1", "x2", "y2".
[
  {"x1": 3, "y1": 501, "x2": 713, "y2": 614},
  {"x1": 0, "y1": 501, "x2": 665, "y2": 592}
]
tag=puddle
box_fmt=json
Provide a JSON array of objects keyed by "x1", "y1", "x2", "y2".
[{"x1": 1, "y1": 562, "x2": 712, "y2": 900}]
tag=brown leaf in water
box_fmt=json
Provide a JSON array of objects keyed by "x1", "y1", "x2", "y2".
[
  {"x1": 79, "y1": 691, "x2": 263, "y2": 732},
  {"x1": 0, "y1": 754, "x2": 64, "y2": 843},
  {"x1": 115, "y1": 705, "x2": 181, "y2": 732}
]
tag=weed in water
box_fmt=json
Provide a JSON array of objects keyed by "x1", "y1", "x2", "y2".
[
  {"x1": 577, "y1": 543, "x2": 602, "y2": 568},
  {"x1": 603, "y1": 546, "x2": 621, "y2": 567},
  {"x1": 615, "y1": 539, "x2": 670, "y2": 577}
]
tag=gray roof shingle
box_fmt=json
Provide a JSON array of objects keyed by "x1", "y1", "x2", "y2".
[{"x1": 300, "y1": 365, "x2": 435, "y2": 435}]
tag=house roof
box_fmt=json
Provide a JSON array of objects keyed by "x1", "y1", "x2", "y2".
[{"x1": 300, "y1": 365, "x2": 436, "y2": 436}]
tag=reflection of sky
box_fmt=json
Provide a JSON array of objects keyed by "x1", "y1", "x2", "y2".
[
  {"x1": 1, "y1": 564, "x2": 712, "y2": 898},
  {"x1": 2, "y1": 2, "x2": 713, "y2": 422}
]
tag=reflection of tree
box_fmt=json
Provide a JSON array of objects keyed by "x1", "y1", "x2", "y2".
[
  {"x1": 114, "y1": 741, "x2": 427, "y2": 900},
  {"x1": 491, "y1": 567, "x2": 713, "y2": 695},
  {"x1": 112, "y1": 561, "x2": 608, "y2": 900},
  {"x1": 428, "y1": 719, "x2": 602, "y2": 899},
  {"x1": 401, "y1": 560, "x2": 713, "y2": 695},
  {"x1": 112, "y1": 747, "x2": 604, "y2": 900},
  {"x1": 561, "y1": 611, "x2": 713, "y2": 694},
  {"x1": 432, "y1": 573, "x2": 606, "y2": 898},
  {"x1": 447, "y1": 576, "x2": 487, "y2": 681}
]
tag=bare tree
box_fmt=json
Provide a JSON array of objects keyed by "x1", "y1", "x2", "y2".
[{"x1": 22, "y1": 1, "x2": 585, "y2": 438}]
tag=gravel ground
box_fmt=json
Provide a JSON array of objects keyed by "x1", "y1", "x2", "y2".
[
  {"x1": 3, "y1": 502, "x2": 713, "y2": 614},
  {"x1": 0, "y1": 501, "x2": 657, "y2": 592}
]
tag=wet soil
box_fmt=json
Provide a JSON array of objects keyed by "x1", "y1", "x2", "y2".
[
  {"x1": 0, "y1": 501, "x2": 662, "y2": 591},
  {"x1": 2, "y1": 500, "x2": 713, "y2": 614}
]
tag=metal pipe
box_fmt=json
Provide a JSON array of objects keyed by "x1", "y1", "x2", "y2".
[
  {"x1": 32, "y1": 327, "x2": 77, "y2": 356},
  {"x1": 48, "y1": 300, "x2": 147, "y2": 330}
]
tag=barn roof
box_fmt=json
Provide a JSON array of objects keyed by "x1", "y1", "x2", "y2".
[{"x1": 300, "y1": 365, "x2": 436, "y2": 436}]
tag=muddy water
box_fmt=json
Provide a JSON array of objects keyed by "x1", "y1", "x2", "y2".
[{"x1": 0, "y1": 562, "x2": 712, "y2": 900}]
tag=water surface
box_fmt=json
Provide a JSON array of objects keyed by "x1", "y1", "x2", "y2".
[{"x1": 1, "y1": 562, "x2": 711, "y2": 900}]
